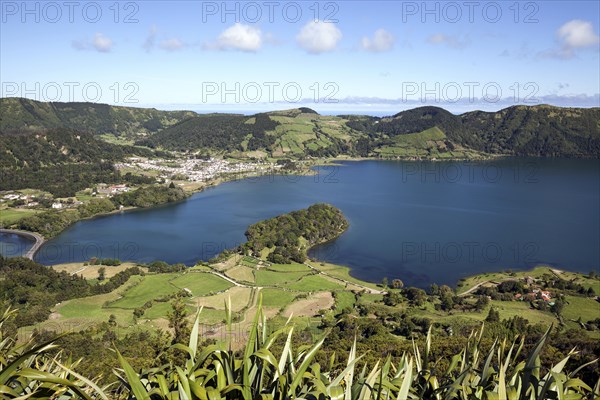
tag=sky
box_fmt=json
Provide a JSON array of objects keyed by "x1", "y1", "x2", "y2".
[{"x1": 1, "y1": 0, "x2": 599, "y2": 114}]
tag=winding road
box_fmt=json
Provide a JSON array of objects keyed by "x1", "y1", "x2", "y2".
[{"x1": 0, "y1": 229, "x2": 45, "y2": 260}]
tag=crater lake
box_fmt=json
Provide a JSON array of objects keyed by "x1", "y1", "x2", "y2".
[{"x1": 29, "y1": 158, "x2": 600, "y2": 287}]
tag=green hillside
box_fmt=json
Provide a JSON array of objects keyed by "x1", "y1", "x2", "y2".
[
  {"x1": 0, "y1": 97, "x2": 195, "y2": 136},
  {"x1": 0, "y1": 128, "x2": 156, "y2": 196},
  {"x1": 350, "y1": 105, "x2": 600, "y2": 158},
  {"x1": 2, "y1": 98, "x2": 599, "y2": 158},
  {"x1": 137, "y1": 109, "x2": 363, "y2": 158}
]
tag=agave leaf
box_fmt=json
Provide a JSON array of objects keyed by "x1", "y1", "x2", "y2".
[
  {"x1": 482, "y1": 339, "x2": 498, "y2": 384},
  {"x1": 176, "y1": 366, "x2": 192, "y2": 399},
  {"x1": 274, "y1": 326, "x2": 294, "y2": 383},
  {"x1": 344, "y1": 337, "x2": 357, "y2": 400},
  {"x1": 569, "y1": 357, "x2": 598, "y2": 378},
  {"x1": 358, "y1": 359, "x2": 380, "y2": 400},
  {"x1": 172, "y1": 344, "x2": 195, "y2": 360},
  {"x1": 55, "y1": 359, "x2": 109, "y2": 400},
  {"x1": 253, "y1": 348, "x2": 278, "y2": 368},
  {"x1": 17, "y1": 368, "x2": 94, "y2": 400},
  {"x1": 116, "y1": 350, "x2": 150, "y2": 400},
  {"x1": 327, "y1": 352, "x2": 363, "y2": 391},
  {"x1": 520, "y1": 326, "x2": 550, "y2": 399},
  {"x1": 0, "y1": 337, "x2": 59, "y2": 386},
  {"x1": 288, "y1": 334, "x2": 326, "y2": 395},
  {"x1": 0, "y1": 385, "x2": 20, "y2": 397},
  {"x1": 563, "y1": 378, "x2": 592, "y2": 391},
  {"x1": 156, "y1": 373, "x2": 170, "y2": 396},
  {"x1": 189, "y1": 379, "x2": 208, "y2": 400},
  {"x1": 195, "y1": 344, "x2": 225, "y2": 370},
  {"x1": 329, "y1": 385, "x2": 344, "y2": 400},
  {"x1": 241, "y1": 294, "x2": 263, "y2": 399},
  {"x1": 189, "y1": 307, "x2": 204, "y2": 361},
  {"x1": 498, "y1": 364, "x2": 507, "y2": 400},
  {"x1": 396, "y1": 358, "x2": 412, "y2": 400},
  {"x1": 424, "y1": 326, "x2": 432, "y2": 370}
]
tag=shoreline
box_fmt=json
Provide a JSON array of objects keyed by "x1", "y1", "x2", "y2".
[
  {"x1": 2, "y1": 158, "x2": 595, "y2": 284},
  {"x1": 0, "y1": 228, "x2": 45, "y2": 260}
]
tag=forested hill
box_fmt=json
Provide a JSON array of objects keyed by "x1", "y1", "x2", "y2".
[
  {"x1": 347, "y1": 105, "x2": 600, "y2": 158},
  {"x1": 135, "y1": 113, "x2": 281, "y2": 152},
  {"x1": 0, "y1": 129, "x2": 156, "y2": 197},
  {"x1": 241, "y1": 203, "x2": 349, "y2": 264},
  {"x1": 2, "y1": 98, "x2": 599, "y2": 158},
  {"x1": 0, "y1": 97, "x2": 195, "y2": 135}
]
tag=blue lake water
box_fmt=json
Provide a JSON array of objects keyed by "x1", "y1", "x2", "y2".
[
  {"x1": 26, "y1": 158, "x2": 600, "y2": 287},
  {"x1": 0, "y1": 232, "x2": 34, "y2": 258}
]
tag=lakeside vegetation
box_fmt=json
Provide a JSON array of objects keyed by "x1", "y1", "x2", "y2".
[{"x1": 11, "y1": 185, "x2": 188, "y2": 238}]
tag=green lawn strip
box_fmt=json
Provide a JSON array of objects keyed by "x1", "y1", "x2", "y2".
[
  {"x1": 255, "y1": 269, "x2": 311, "y2": 286},
  {"x1": 47, "y1": 276, "x2": 147, "y2": 326},
  {"x1": 107, "y1": 274, "x2": 181, "y2": 309},
  {"x1": 488, "y1": 300, "x2": 557, "y2": 325},
  {"x1": 333, "y1": 291, "x2": 356, "y2": 313},
  {"x1": 142, "y1": 301, "x2": 193, "y2": 320},
  {"x1": 414, "y1": 300, "x2": 556, "y2": 328},
  {"x1": 56, "y1": 292, "x2": 134, "y2": 322},
  {"x1": 286, "y1": 274, "x2": 345, "y2": 292},
  {"x1": 170, "y1": 272, "x2": 233, "y2": 296},
  {"x1": 357, "y1": 293, "x2": 384, "y2": 306},
  {"x1": 260, "y1": 288, "x2": 299, "y2": 309},
  {"x1": 241, "y1": 256, "x2": 259, "y2": 265},
  {"x1": 561, "y1": 295, "x2": 600, "y2": 323},
  {"x1": 226, "y1": 265, "x2": 255, "y2": 283},
  {"x1": 266, "y1": 263, "x2": 312, "y2": 272},
  {"x1": 188, "y1": 264, "x2": 213, "y2": 272},
  {"x1": 0, "y1": 208, "x2": 42, "y2": 225}
]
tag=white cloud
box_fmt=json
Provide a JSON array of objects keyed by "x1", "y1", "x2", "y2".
[
  {"x1": 361, "y1": 29, "x2": 394, "y2": 52},
  {"x1": 205, "y1": 23, "x2": 262, "y2": 52},
  {"x1": 558, "y1": 20, "x2": 599, "y2": 49},
  {"x1": 427, "y1": 33, "x2": 468, "y2": 49},
  {"x1": 540, "y1": 20, "x2": 599, "y2": 59},
  {"x1": 143, "y1": 26, "x2": 186, "y2": 52},
  {"x1": 72, "y1": 33, "x2": 113, "y2": 53},
  {"x1": 296, "y1": 20, "x2": 342, "y2": 54},
  {"x1": 159, "y1": 38, "x2": 185, "y2": 51},
  {"x1": 92, "y1": 33, "x2": 113, "y2": 52}
]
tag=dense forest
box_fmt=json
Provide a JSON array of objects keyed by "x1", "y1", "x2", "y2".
[
  {"x1": 0, "y1": 97, "x2": 195, "y2": 135},
  {"x1": 242, "y1": 203, "x2": 349, "y2": 263},
  {"x1": 347, "y1": 105, "x2": 600, "y2": 158},
  {"x1": 0, "y1": 128, "x2": 157, "y2": 196},
  {"x1": 135, "y1": 113, "x2": 281, "y2": 152}
]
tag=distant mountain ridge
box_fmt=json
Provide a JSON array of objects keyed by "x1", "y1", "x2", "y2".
[
  {"x1": 347, "y1": 105, "x2": 600, "y2": 158},
  {"x1": 1, "y1": 97, "x2": 599, "y2": 158},
  {"x1": 0, "y1": 97, "x2": 195, "y2": 135}
]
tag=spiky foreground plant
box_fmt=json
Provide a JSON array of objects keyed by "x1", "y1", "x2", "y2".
[
  {"x1": 109, "y1": 297, "x2": 599, "y2": 400},
  {"x1": 1, "y1": 300, "x2": 598, "y2": 399},
  {"x1": 0, "y1": 307, "x2": 107, "y2": 399}
]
